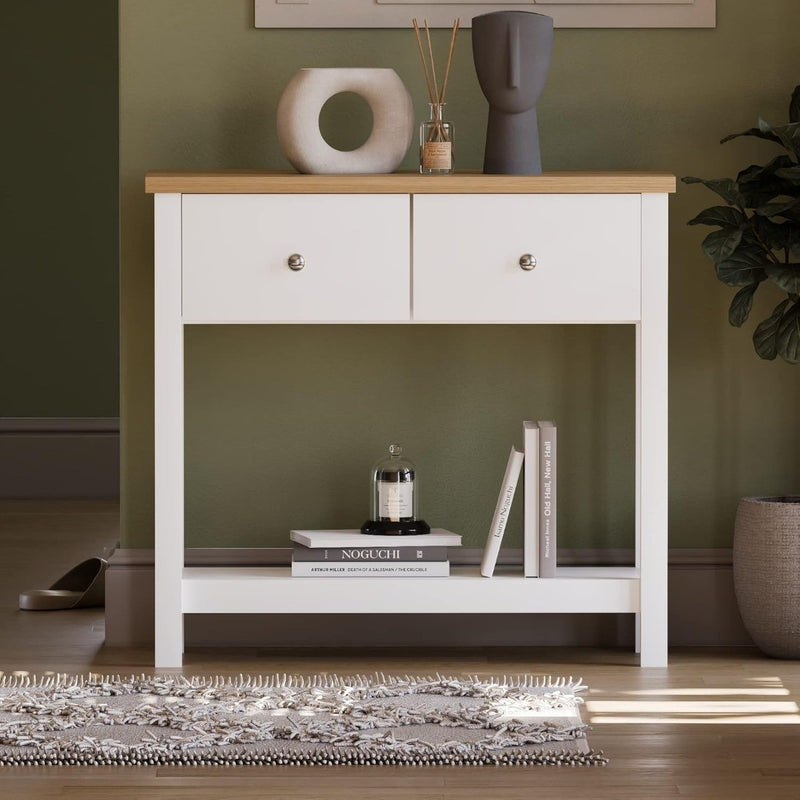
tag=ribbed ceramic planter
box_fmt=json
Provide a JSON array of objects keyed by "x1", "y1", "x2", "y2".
[{"x1": 733, "y1": 496, "x2": 800, "y2": 659}]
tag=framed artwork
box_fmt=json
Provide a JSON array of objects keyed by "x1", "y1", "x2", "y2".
[{"x1": 255, "y1": 0, "x2": 716, "y2": 29}]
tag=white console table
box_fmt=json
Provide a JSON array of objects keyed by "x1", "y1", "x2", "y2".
[{"x1": 146, "y1": 170, "x2": 675, "y2": 668}]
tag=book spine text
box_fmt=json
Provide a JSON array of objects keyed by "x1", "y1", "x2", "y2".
[
  {"x1": 538, "y1": 422, "x2": 557, "y2": 578},
  {"x1": 291, "y1": 561, "x2": 450, "y2": 577},
  {"x1": 292, "y1": 546, "x2": 448, "y2": 562},
  {"x1": 480, "y1": 446, "x2": 524, "y2": 578}
]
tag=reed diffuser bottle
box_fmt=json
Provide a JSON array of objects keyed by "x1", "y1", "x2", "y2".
[
  {"x1": 420, "y1": 103, "x2": 454, "y2": 174},
  {"x1": 413, "y1": 18, "x2": 459, "y2": 175}
]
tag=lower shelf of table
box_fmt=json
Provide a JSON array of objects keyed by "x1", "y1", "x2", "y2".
[{"x1": 180, "y1": 565, "x2": 641, "y2": 615}]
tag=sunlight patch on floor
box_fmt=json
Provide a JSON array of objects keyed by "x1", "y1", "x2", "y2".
[
  {"x1": 586, "y1": 679, "x2": 800, "y2": 724},
  {"x1": 609, "y1": 687, "x2": 791, "y2": 697}
]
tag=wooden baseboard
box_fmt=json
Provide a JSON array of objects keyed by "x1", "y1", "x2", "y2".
[
  {"x1": 0, "y1": 418, "x2": 119, "y2": 498},
  {"x1": 105, "y1": 548, "x2": 749, "y2": 648}
]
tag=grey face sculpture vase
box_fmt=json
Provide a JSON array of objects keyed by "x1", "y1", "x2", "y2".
[{"x1": 472, "y1": 11, "x2": 554, "y2": 175}]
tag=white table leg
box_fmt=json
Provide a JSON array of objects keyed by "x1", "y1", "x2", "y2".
[
  {"x1": 637, "y1": 193, "x2": 669, "y2": 668},
  {"x1": 154, "y1": 193, "x2": 184, "y2": 668}
]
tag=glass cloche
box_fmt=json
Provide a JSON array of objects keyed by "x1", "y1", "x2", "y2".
[{"x1": 361, "y1": 444, "x2": 431, "y2": 536}]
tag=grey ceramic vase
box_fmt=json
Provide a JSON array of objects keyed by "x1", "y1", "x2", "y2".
[
  {"x1": 733, "y1": 496, "x2": 800, "y2": 658},
  {"x1": 472, "y1": 11, "x2": 553, "y2": 175}
]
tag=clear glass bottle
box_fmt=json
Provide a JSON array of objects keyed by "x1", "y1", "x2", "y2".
[
  {"x1": 419, "y1": 103, "x2": 454, "y2": 175},
  {"x1": 361, "y1": 444, "x2": 431, "y2": 536}
]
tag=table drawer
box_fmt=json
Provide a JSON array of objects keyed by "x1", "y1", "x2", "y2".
[
  {"x1": 412, "y1": 194, "x2": 641, "y2": 322},
  {"x1": 182, "y1": 195, "x2": 410, "y2": 322}
]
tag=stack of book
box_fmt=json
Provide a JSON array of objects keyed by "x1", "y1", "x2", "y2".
[
  {"x1": 290, "y1": 529, "x2": 462, "y2": 577},
  {"x1": 480, "y1": 419, "x2": 557, "y2": 579}
]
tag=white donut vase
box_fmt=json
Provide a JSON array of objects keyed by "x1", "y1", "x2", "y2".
[{"x1": 277, "y1": 68, "x2": 414, "y2": 174}]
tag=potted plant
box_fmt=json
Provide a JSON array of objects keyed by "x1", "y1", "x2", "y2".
[{"x1": 683, "y1": 86, "x2": 800, "y2": 658}]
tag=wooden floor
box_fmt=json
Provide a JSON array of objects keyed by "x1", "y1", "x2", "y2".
[{"x1": 1, "y1": 501, "x2": 799, "y2": 799}]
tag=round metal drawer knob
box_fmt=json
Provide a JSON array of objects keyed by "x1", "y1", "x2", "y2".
[
  {"x1": 287, "y1": 254, "x2": 305, "y2": 271},
  {"x1": 519, "y1": 254, "x2": 536, "y2": 271}
]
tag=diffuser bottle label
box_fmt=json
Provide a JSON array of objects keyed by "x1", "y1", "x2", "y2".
[
  {"x1": 378, "y1": 481, "x2": 413, "y2": 520},
  {"x1": 422, "y1": 142, "x2": 452, "y2": 171}
]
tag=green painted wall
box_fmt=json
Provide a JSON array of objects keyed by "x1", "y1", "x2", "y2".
[
  {"x1": 120, "y1": 0, "x2": 800, "y2": 551},
  {"x1": 2, "y1": 1, "x2": 118, "y2": 417}
]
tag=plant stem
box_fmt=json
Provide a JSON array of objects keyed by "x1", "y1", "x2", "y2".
[{"x1": 747, "y1": 216, "x2": 782, "y2": 265}]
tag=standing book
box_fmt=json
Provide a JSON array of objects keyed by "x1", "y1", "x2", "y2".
[
  {"x1": 480, "y1": 446, "x2": 524, "y2": 577},
  {"x1": 523, "y1": 421, "x2": 540, "y2": 577},
  {"x1": 538, "y1": 420, "x2": 557, "y2": 578}
]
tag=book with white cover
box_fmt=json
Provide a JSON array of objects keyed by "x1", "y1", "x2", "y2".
[
  {"x1": 538, "y1": 420, "x2": 557, "y2": 578},
  {"x1": 292, "y1": 545, "x2": 448, "y2": 562},
  {"x1": 480, "y1": 446, "x2": 524, "y2": 578},
  {"x1": 291, "y1": 561, "x2": 450, "y2": 577},
  {"x1": 290, "y1": 528, "x2": 461, "y2": 548},
  {"x1": 523, "y1": 421, "x2": 540, "y2": 577}
]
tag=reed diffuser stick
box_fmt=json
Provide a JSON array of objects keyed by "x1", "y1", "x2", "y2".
[
  {"x1": 412, "y1": 19, "x2": 436, "y2": 107},
  {"x1": 424, "y1": 20, "x2": 441, "y2": 116},
  {"x1": 439, "y1": 18, "x2": 460, "y2": 105}
]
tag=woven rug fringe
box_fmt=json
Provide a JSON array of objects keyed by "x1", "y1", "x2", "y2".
[
  {"x1": 0, "y1": 672, "x2": 587, "y2": 693},
  {"x1": 0, "y1": 745, "x2": 608, "y2": 767}
]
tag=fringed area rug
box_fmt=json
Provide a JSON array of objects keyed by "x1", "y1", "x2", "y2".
[{"x1": 0, "y1": 673, "x2": 606, "y2": 767}]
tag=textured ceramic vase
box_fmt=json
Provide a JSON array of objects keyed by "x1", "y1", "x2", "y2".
[
  {"x1": 733, "y1": 496, "x2": 800, "y2": 658},
  {"x1": 277, "y1": 68, "x2": 414, "y2": 174},
  {"x1": 472, "y1": 11, "x2": 553, "y2": 175}
]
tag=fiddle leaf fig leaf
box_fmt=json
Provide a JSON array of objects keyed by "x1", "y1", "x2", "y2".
[
  {"x1": 688, "y1": 206, "x2": 745, "y2": 228},
  {"x1": 702, "y1": 228, "x2": 743, "y2": 263},
  {"x1": 714, "y1": 244, "x2": 769, "y2": 286},
  {"x1": 776, "y1": 165, "x2": 800, "y2": 182},
  {"x1": 771, "y1": 122, "x2": 800, "y2": 159},
  {"x1": 777, "y1": 301, "x2": 800, "y2": 363},
  {"x1": 721, "y1": 118, "x2": 800, "y2": 159},
  {"x1": 721, "y1": 124, "x2": 782, "y2": 146},
  {"x1": 755, "y1": 198, "x2": 800, "y2": 218},
  {"x1": 753, "y1": 299, "x2": 792, "y2": 360},
  {"x1": 773, "y1": 201, "x2": 800, "y2": 223},
  {"x1": 738, "y1": 155, "x2": 795, "y2": 183},
  {"x1": 752, "y1": 216, "x2": 794, "y2": 251},
  {"x1": 737, "y1": 156, "x2": 799, "y2": 207},
  {"x1": 728, "y1": 282, "x2": 759, "y2": 327},
  {"x1": 791, "y1": 85, "x2": 800, "y2": 124},
  {"x1": 765, "y1": 264, "x2": 800, "y2": 294},
  {"x1": 682, "y1": 176, "x2": 743, "y2": 206}
]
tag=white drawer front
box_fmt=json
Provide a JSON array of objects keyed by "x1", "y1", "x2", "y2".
[
  {"x1": 413, "y1": 194, "x2": 641, "y2": 322},
  {"x1": 182, "y1": 195, "x2": 410, "y2": 322}
]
